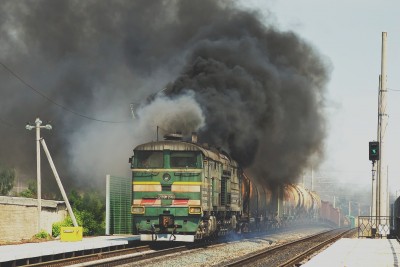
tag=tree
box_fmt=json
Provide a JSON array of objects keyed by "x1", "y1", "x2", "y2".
[
  {"x1": 19, "y1": 180, "x2": 37, "y2": 198},
  {"x1": 0, "y1": 166, "x2": 15, "y2": 195},
  {"x1": 67, "y1": 190, "x2": 106, "y2": 235}
]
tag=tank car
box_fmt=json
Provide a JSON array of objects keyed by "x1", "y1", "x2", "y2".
[
  {"x1": 283, "y1": 184, "x2": 321, "y2": 220},
  {"x1": 240, "y1": 173, "x2": 274, "y2": 231}
]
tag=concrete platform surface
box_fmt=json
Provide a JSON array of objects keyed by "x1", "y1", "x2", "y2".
[
  {"x1": 0, "y1": 235, "x2": 139, "y2": 262},
  {"x1": 303, "y1": 238, "x2": 400, "y2": 267}
]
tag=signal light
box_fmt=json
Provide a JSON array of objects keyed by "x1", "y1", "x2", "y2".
[{"x1": 369, "y1": 141, "x2": 379, "y2": 161}]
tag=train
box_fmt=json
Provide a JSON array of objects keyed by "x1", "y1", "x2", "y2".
[
  {"x1": 392, "y1": 197, "x2": 400, "y2": 238},
  {"x1": 129, "y1": 133, "x2": 340, "y2": 242}
]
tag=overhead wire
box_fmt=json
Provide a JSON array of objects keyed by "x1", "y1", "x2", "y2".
[
  {"x1": 0, "y1": 117, "x2": 17, "y2": 128},
  {"x1": 0, "y1": 61, "x2": 130, "y2": 124}
]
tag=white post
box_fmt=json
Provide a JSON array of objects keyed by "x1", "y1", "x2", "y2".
[
  {"x1": 333, "y1": 196, "x2": 336, "y2": 208},
  {"x1": 39, "y1": 138, "x2": 78, "y2": 227},
  {"x1": 106, "y1": 175, "x2": 111, "y2": 235},
  {"x1": 35, "y1": 118, "x2": 42, "y2": 231},
  {"x1": 26, "y1": 118, "x2": 51, "y2": 232},
  {"x1": 377, "y1": 32, "x2": 389, "y2": 224},
  {"x1": 349, "y1": 201, "x2": 351, "y2": 217},
  {"x1": 311, "y1": 167, "x2": 314, "y2": 191}
]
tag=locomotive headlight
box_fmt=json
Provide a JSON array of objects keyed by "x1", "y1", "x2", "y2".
[
  {"x1": 188, "y1": 206, "x2": 202, "y2": 214},
  {"x1": 131, "y1": 206, "x2": 145, "y2": 214},
  {"x1": 163, "y1": 173, "x2": 171, "y2": 182}
]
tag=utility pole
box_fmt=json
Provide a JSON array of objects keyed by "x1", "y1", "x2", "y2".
[
  {"x1": 26, "y1": 118, "x2": 52, "y2": 232},
  {"x1": 130, "y1": 103, "x2": 136, "y2": 120},
  {"x1": 377, "y1": 32, "x2": 389, "y2": 224},
  {"x1": 311, "y1": 167, "x2": 314, "y2": 191},
  {"x1": 349, "y1": 201, "x2": 351, "y2": 217},
  {"x1": 369, "y1": 32, "x2": 389, "y2": 237}
]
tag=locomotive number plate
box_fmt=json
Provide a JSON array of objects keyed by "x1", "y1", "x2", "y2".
[{"x1": 158, "y1": 194, "x2": 175, "y2": 200}]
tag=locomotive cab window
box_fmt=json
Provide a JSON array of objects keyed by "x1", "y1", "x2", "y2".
[
  {"x1": 170, "y1": 152, "x2": 200, "y2": 168},
  {"x1": 136, "y1": 151, "x2": 163, "y2": 168}
]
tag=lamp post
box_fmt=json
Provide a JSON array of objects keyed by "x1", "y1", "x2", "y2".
[{"x1": 26, "y1": 118, "x2": 52, "y2": 232}]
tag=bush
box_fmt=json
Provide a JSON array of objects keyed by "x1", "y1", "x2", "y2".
[
  {"x1": 19, "y1": 180, "x2": 37, "y2": 198},
  {"x1": 52, "y1": 190, "x2": 105, "y2": 237},
  {"x1": 52, "y1": 216, "x2": 74, "y2": 237},
  {"x1": 34, "y1": 230, "x2": 51, "y2": 240},
  {"x1": 69, "y1": 190, "x2": 105, "y2": 235}
]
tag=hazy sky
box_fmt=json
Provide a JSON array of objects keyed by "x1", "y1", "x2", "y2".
[{"x1": 241, "y1": 0, "x2": 400, "y2": 194}]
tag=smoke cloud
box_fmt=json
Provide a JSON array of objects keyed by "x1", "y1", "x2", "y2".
[{"x1": 0, "y1": 0, "x2": 329, "y2": 192}]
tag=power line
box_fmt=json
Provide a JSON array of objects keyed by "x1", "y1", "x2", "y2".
[
  {"x1": 0, "y1": 117, "x2": 17, "y2": 128},
  {"x1": 0, "y1": 61, "x2": 130, "y2": 124}
]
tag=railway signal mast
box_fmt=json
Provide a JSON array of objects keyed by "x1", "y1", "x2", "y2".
[{"x1": 370, "y1": 32, "x2": 389, "y2": 237}]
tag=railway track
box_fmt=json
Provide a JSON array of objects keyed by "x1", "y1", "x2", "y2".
[
  {"x1": 20, "y1": 226, "x2": 346, "y2": 267},
  {"x1": 18, "y1": 234, "x2": 265, "y2": 266},
  {"x1": 22, "y1": 242, "x2": 185, "y2": 267},
  {"x1": 22, "y1": 238, "x2": 228, "y2": 267},
  {"x1": 225, "y1": 228, "x2": 355, "y2": 267}
]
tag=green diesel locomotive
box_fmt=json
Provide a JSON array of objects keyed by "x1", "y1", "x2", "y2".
[{"x1": 129, "y1": 133, "x2": 242, "y2": 242}]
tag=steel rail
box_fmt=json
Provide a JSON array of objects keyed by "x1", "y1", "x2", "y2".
[
  {"x1": 225, "y1": 228, "x2": 353, "y2": 267},
  {"x1": 23, "y1": 240, "x2": 218, "y2": 267},
  {"x1": 23, "y1": 245, "x2": 155, "y2": 267},
  {"x1": 277, "y1": 228, "x2": 355, "y2": 267}
]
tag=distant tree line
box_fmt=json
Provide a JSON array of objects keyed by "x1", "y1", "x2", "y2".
[{"x1": 0, "y1": 165, "x2": 15, "y2": 195}]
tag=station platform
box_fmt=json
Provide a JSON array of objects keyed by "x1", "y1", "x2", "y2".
[
  {"x1": 0, "y1": 235, "x2": 139, "y2": 265},
  {"x1": 303, "y1": 238, "x2": 400, "y2": 267}
]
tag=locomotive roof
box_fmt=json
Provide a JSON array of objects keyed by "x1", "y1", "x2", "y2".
[{"x1": 134, "y1": 140, "x2": 238, "y2": 167}]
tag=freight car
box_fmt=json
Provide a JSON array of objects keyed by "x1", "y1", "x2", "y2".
[
  {"x1": 129, "y1": 133, "x2": 323, "y2": 242},
  {"x1": 320, "y1": 200, "x2": 342, "y2": 226},
  {"x1": 393, "y1": 196, "x2": 400, "y2": 238}
]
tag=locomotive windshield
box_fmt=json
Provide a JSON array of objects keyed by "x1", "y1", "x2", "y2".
[
  {"x1": 136, "y1": 151, "x2": 163, "y2": 168},
  {"x1": 170, "y1": 151, "x2": 200, "y2": 168}
]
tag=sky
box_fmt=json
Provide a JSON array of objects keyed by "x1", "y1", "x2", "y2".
[
  {"x1": 0, "y1": 0, "x2": 399, "y2": 208},
  {"x1": 239, "y1": 0, "x2": 400, "y2": 197}
]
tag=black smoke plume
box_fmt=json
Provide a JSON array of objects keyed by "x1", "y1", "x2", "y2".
[
  {"x1": 0, "y1": 0, "x2": 329, "y2": 192},
  {"x1": 164, "y1": 3, "x2": 329, "y2": 187}
]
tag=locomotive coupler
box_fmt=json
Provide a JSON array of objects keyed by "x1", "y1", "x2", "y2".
[
  {"x1": 169, "y1": 225, "x2": 177, "y2": 241},
  {"x1": 151, "y1": 223, "x2": 157, "y2": 241}
]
